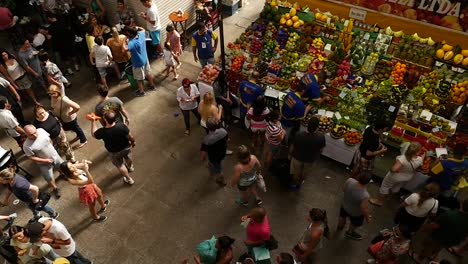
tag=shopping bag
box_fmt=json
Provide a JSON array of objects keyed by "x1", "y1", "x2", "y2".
[{"x1": 256, "y1": 174, "x2": 267, "y2": 192}]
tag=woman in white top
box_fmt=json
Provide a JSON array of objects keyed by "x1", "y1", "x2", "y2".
[
  {"x1": 0, "y1": 50, "x2": 39, "y2": 105},
  {"x1": 370, "y1": 142, "x2": 424, "y2": 206},
  {"x1": 49, "y1": 85, "x2": 87, "y2": 149},
  {"x1": 60, "y1": 160, "x2": 109, "y2": 222},
  {"x1": 396, "y1": 182, "x2": 439, "y2": 233},
  {"x1": 177, "y1": 79, "x2": 201, "y2": 136}
]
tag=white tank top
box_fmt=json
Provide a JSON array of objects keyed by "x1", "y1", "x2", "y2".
[{"x1": 6, "y1": 59, "x2": 25, "y2": 81}]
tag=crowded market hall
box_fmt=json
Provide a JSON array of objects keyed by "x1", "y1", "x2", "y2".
[{"x1": 0, "y1": 0, "x2": 467, "y2": 263}]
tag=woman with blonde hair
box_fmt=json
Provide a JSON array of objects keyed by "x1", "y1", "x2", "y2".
[
  {"x1": 370, "y1": 142, "x2": 424, "y2": 206},
  {"x1": 49, "y1": 85, "x2": 87, "y2": 149},
  {"x1": 198, "y1": 92, "x2": 222, "y2": 131},
  {"x1": 106, "y1": 27, "x2": 130, "y2": 76},
  {"x1": 60, "y1": 160, "x2": 109, "y2": 222}
]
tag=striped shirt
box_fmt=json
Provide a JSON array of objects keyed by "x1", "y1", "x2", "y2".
[
  {"x1": 266, "y1": 121, "x2": 282, "y2": 145},
  {"x1": 247, "y1": 107, "x2": 270, "y2": 130}
]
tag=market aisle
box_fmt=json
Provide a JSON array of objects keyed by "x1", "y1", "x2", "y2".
[{"x1": 0, "y1": 2, "x2": 462, "y2": 264}]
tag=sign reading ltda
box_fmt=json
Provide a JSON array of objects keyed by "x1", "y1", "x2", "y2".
[{"x1": 386, "y1": 0, "x2": 463, "y2": 18}]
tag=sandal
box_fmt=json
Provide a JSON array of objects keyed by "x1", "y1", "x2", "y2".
[
  {"x1": 369, "y1": 198, "x2": 383, "y2": 207},
  {"x1": 98, "y1": 199, "x2": 110, "y2": 213},
  {"x1": 447, "y1": 247, "x2": 463, "y2": 257}
]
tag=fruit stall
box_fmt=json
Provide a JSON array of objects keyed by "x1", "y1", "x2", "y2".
[{"x1": 208, "y1": 0, "x2": 468, "y2": 167}]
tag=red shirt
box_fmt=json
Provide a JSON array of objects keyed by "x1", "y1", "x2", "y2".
[
  {"x1": 0, "y1": 8, "x2": 13, "y2": 30},
  {"x1": 246, "y1": 216, "x2": 270, "y2": 242}
]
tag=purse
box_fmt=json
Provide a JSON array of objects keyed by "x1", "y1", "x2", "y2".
[{"x1": 34, "y1": 191, "x2": 51, "y2": 211}]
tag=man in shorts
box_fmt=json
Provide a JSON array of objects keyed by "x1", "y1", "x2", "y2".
[
  {"x1": 22, "y1": 125, "x2": 63, "y2": 198},
  {"x1": 139, "y1": 0, "x2": 162, "y2": 58},
  {"x1": 91, "y1": 110, "x2": 136, "y2": 185},
  {"x1": 125, "y1": 26, "x2": 157, "y2": 97},
  {"x1": 95, "y1": 84, "x2": 130, "y2": 126},
  {"x1": 289, "y1": 116, "x2": 325, "y2": 189},
  {"x1": 338, "y1": 173, "x2": 371, "y2": 240},
  {"x1": 90, "y1": 36, "x2": 121, "y2": 88},
  {"x1": 200, "y1": 118, "x2": 228, "y2": 186}
]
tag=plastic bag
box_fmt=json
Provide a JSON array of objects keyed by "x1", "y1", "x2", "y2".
[{"x1": 257, "y1": 174, "x2": 267, "y2": 192}]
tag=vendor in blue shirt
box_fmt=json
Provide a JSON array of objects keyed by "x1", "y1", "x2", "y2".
[
  {"x1": 281, "y1": 82, "x2": 313, "y2": 144},
  {"x1": 300, "y1": 73, "x2": 329, "y2": 104},
  {"x1": 428, "y1": 143, "x2": 468, "y2": 194},
  {"x1": 239, "y1": 77, "x2": 263, "y2": 118}
]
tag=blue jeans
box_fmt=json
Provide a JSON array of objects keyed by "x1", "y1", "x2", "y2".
[
  {"x1": 199, "y1": 57, "x2": 214, "y2": 68},
  {"x1": 28, "y1": 203, "x2": 56, "y2": 217}
]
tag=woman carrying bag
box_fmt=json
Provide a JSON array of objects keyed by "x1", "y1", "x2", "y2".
[
  {"x1": 367, "y1": 225, "x2": 412, "y2": 264},
  {"x1": 394, "y1": 183, "x2": 440, "y2": 233},
  {"x1": 49, "y1": 85, "x2": 87, "y2": 149},
  {"x1": 293, "y1": 208, "x2": 330, "y2": 263},
  {"x1": 370, "y1": 142, "x2": 424, "y2": 206}
]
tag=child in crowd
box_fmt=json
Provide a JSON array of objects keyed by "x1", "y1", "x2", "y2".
[
  {"x1": 90, "y1": 36, "x2": 121, "y2": 88},
  {"x1": 163, "y1": 42, "x2": 178, "y2": 80}
]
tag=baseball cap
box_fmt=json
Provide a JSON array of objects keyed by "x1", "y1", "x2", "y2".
[{"x1": 27, "y1": 221, "x2": 45, "y2": 243}]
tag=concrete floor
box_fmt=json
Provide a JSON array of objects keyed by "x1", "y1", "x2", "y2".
[{"x1": 0, "y1": 1, "x2": 465, "y2": 263}]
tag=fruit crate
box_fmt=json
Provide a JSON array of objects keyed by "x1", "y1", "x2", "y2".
[{"x1": 394, "y1": 121, "x2": 446, "y2": 144}]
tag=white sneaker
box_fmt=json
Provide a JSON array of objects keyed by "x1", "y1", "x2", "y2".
[
  {"x1": 225, "y1": 150, "x2": 233, "y2": 155},
  {"x1": 123, "y1": 176, "x2": 135, "y2": 185}
]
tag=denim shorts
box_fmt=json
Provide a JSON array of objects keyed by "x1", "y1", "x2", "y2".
[{"x1": 208, "y1": 160, "x2": 222, "y2": 175}]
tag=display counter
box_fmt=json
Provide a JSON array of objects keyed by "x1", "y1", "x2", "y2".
[{"x1": 321, "y1": 133, "x2": 359, "y2": 166}]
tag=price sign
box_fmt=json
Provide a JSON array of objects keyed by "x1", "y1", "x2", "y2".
[
  {"x1": 432, "y1": 127, "x2": 440, "y2": 132},
  {"x1": 344, "y1": 116, "x2": 350, "y2": 120},
  {"x1": 325, "y1": 111, "x2": 334, "y2": 118},
  {"x1": 335, "y1": 112, "x2": 342, "y2": 120},
  {"x1": 339, "y1": 91, "x2": 347, "y2": 99},
  {"x1": 388, "y1": 105, "x2": 396, "y2": 112},
  {"x1": 435, "y1": 61, "x2": 443, "y2": 67},
  {"x1": 407, "y1": 95, "x2": 415, "y2": 102}
]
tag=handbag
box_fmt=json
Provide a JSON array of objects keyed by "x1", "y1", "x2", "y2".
[
  {"x1": 256, "y1": 174, "x2": 267, "y2": 192},
  {"x1": 264, "y1": 235, "x2": 278, "y2": 251},
  {"x1": 34, "y1": 191, "x2": 51, "y2": 211}
]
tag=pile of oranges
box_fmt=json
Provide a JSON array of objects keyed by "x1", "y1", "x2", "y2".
[
  {"x1": 391, "y1": 62, "x2": 407, "y2": 84},
  {"x1": 451, "y1": 80, "x2": 468, "y2": 105}
]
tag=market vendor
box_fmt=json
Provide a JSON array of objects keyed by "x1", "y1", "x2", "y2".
[
  {"x1": 280, "y1": 82, "x2": 313, "y2": 144},
  {"x1": 300, "y1": 73, "x2": 329, "y2": 104},
  {"x1": 428, "y1": 143, "x2": 468, "y2": 195},
  {"x1": 351, "y1": 119, "x2": 389, "y2": 179},
  {"x1": 239, "y1": 77, "x2": 263, "y2": 118}
]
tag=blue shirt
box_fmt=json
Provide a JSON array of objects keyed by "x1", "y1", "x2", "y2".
[
  {"x1": 192, "y1": 30, "x2": 214, "y2": 60},
  {"x1": 239, "y1": 80, "x2": 263, "y2": 116},
  {"x1": 428, "y1": 158, "x2": 468, "y2": 191},
  {"x1": 301, "y1": 73, "x2": 320, "y2": 102},
  {"x1": 128, "y1": 31, "x2": 148, "y2": 68},
  {"x1": 281, "y1": 92, "x2": 305, "y2": 128}
]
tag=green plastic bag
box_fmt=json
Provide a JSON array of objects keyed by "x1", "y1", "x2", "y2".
[{"x1": 197, "y1": 236, "x2": 218, "y2": 264}]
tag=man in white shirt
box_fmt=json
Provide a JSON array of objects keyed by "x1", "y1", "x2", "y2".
[
  {"x1": 139, "y1": 0, "x2": 162, "y2": 58},
  {"x1": 0, "y1": 96, "x2": 25, "y2": 148},
  {"x1": 27, "y1": 218, "x2": 92, "y2": 263},
  {"x1": 23, "y1": 125, "x2": 63, "y2": 198},
  {"x1": 0, "y1": 76, "x2": 25, "y2": 126},
  {"x1": 90, "y1": 36, "x2": 121, "y2": 87}
]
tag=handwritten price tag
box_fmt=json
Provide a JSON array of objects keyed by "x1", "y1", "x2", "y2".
[
  {"x1": 432, "y1": 127, "x2": 440, "y2": 132},
  {"x1": 339, "y1": 91, "x2": 347, "y2": 99},
  {"x1": 388, "y1": 105, "x2": 396, "y2": 112}
]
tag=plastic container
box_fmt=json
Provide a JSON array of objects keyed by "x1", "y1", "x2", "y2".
[{"x1": 125, "y1": 65, "x2": 138, "y2": 90}]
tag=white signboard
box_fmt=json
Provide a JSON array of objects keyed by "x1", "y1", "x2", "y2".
[{"x1": 349, "y1": 7, "x2": 367, "y2": 21}]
